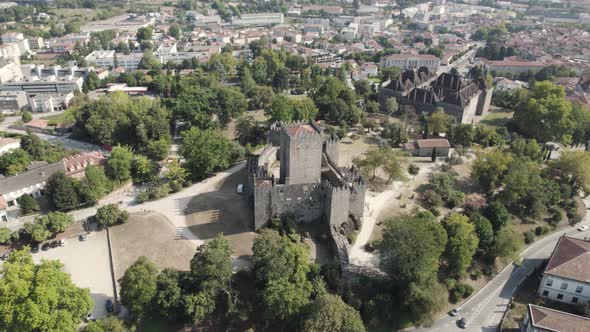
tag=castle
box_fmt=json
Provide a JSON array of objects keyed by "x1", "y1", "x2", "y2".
[
  {"x1": 379, "y1": 68, "x2": 494, "y2": 124},
  {"x1": 247, "y1": 122, "x2": 366, "y2": 244}
]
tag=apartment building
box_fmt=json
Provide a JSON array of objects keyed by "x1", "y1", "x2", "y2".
[
  {"x1": 0, "y1": 91, "x2": 28, "y2": 114},
  {"x1": 537, "y1": 236, "x2": 590, "y2": 305},
  {"x1": 231, "y1": 13, "x2": 284, "y2": 26},
  {"x1": 380, "y1": 54, "x2": 441, "y2": 72},
  {"x1": 0, "y1": 76, "x2": 83, "y2": 95}
]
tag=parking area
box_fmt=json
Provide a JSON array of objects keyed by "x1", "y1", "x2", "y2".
[{"x1": 31, "y1": 231, "x2": 114, "y2": 319}]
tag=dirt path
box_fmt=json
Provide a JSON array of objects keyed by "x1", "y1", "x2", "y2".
[{"x1": 349, "y1": 160, "x2": 442, "y2": 266}]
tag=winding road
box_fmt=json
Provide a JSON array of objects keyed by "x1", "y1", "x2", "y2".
[{"x1": 415, "y1": 198, "x2": 590, "y2": 332}]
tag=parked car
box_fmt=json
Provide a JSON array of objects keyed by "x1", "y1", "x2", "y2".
[
  {"x1": 79, "y1": 234, "x2": 88, "y2": 241},
  {"x1": 59, "y1": 239, "x2": 66, "y2": 247},
  {"x1": 41, "y1": 243, "x2": 50, "y2": 251},
  {"x1": 450, "y1": 307, "x2": 462, "y2": 316},
  {"x1": 0, "y1": 252, "x2": 10, "y2": 260},
  {"x1": 85, "y1": 313, "x2": 96, "y2": 322},
  {"x1": 31, "y1": 244, "x2": 40, "y2": 253},
  {"x1": 50, "y1": 241, "x2": 59, "y2": 248},
  {"x1": 458, "y1": 317, "x2": 467, "y2": 329},
  {"x1": 105, "y1": 299, "x2": 114, "y2": 313},
  {"x1": 578, "y1": 225, "x2": 589, "y2": 231}
]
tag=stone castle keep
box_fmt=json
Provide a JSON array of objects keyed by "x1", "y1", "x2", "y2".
[{"x1": 247, "y1": 122, "x2": 366, "y2": 239}]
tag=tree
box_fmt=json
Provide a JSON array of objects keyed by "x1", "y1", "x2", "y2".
[
  {"x1": 0, "y1": 227, "x2": 11, "y2": 244},
  {"x1": 353, "y1": 148, "x2": 388, "y2": 181},
  {"x1": 136, "y1": 27, "x2": 153, "y2": 43},
  {"x1": 354, "y1": 80, "x2": 372, "y2": 97},
  {"x1": 164, "y1": 160, "x2": 190, "y2": 192},
  {"x1": 180, "y1": 128, "x2": 236, "y2": 179},
  {"x1": 21, "y1": 111, "x2": 32, "y2": 122},
  {"x1": 404, "y1": 277, "x2": 447, "y2": 327},
  {"x1": 248, "y1": 85, "x2": 274, "y2": 110},
  {"x1": 431, "y1": 147, "x2": 437, "y2": 162},
  {"x1": 153, "y1": 269, "x2": 183, "y2": 322},
  {"x1": 78, "y1": 165, "x2": 112, "y2": 204},
  {"x1": 0, "y1": 148, "x2": 31, "y2": 175},
  {"x1": 442, "y1": 214, "x2": 479, "y2": 277},
  {"x1": 509, "y1": 137, "x2": 543, "y2": 161},
  {"x1": 16, "y1": 194, "x2": 39, "y2": 215},
  {"x1": 253, "y1": 230, "x2": 314, "y2": 323},
  {"x1": 427, "y1": 109, "x2": 452, "y2": 135},
  {"x1": 213, "y1": 86, "x2": 247, "y2": 126},
  {"x1": 500, "y1": 160, "x2": 547, "y2": 218},
  {"x1": 452, "y1": 124, "x2": 475, "y2": 147},
  {"x1": 385, "y1": 97, "x2": 398, "y2": 115},
  {"x1": 131, "y1": 155, "x2": 158, "y2": 184},
  {"x1": 146, "y1": 139, "x2": 170, "y2": 161},
  {"x1": 23, "y1": 221, "x2": 51, "y2": 242},
  {"x1": 301, "y1": 294, "x2": 365, "y2": 332},
  {"x1": 46, "y1": 171, "x2": 80, "y2": 211},
  {"x1": 263, "y1": 277, "x2": 312, "y2": 322},
  {"x1": 20, "y1": 133, "x2": 46, "y2": 160},
  {"x1": 379, "y1": 211, "x2": 447, "y2": 284},
  {"x1": 0, "y1": 249, "x2": 93, "y2": 331},
  {"x1": 513, "y1": 81, "x2": 574, "y2": 143},
  {"x1": 382, "y1": 149, "x2": 408, "y2": 184},
  {"x1": 492, "y1": 226, "x2": 522, "y2": 261},
  {"x1": 470, "y1": 213, "x2": 494, "y2": 250},
  {"x1": 96, "y1": 204, "x2": 128, "y2": 228},
  {"x1": 551, "y1": 150, "x2": 590, "y2": 193},
  {"x1": 188, "y1": 234, "x2": 233, "y2": 298},
  {"x1": 107, "y1": 146, "x2": 133, "y2": 182},
  {"x1": 168, "y1": 23, "x2": 181, "y2": 39},
  {"x1": 471, "y1": 148, "x2": 513, "y2": 191},
  {"x1": 267, "y1": 94, "x2": 295, "y2": 122},
  {"x1": 83, "y1": 317, "x2": 128, "y2": 332},
  {"x1": 42, "y1": 212, "x2": 74, "y2": 233},
  {"x1": 119, "y1": 256, "x2": 158, "y2": 320}
]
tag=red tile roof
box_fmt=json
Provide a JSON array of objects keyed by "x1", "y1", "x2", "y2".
[
  {"x1": 285, "y1": 124, "x2": 318, "y2": 136},
  {"x1": 416, "y1": 139, "x2": 450, "y2": 149},
  {"x1": 544, "y1": 236, "x2": 590, "y2": 282},
  {"x1": 528, "y1": 304, "x2": 590, "y2": 332}
]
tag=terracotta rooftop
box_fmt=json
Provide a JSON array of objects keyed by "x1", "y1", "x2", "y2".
[
  {"x1": 544, "y1": 236, "x2": 590, "y2": 282},
  {"x1": 284, "y1": 123, "x2": 319, "y2": 136},
  {"x1": 528, "y1": 304, "x2": 590, "y2": 332},
  {"x1": 416, "y1": 139, "x2": 450, "y2": 149},
  {"x1": 25, "y1": 119, "x2": 48, "y2": 130}
]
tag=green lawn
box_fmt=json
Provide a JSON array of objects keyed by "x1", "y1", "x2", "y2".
[{"x1": 480, "y1": 110, "x2": 513, "y2": 128}]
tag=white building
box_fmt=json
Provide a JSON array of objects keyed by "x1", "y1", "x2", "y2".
[
  {"x1": 1, "y1": 33, "x2": 32, "y2": 55},
  {"x1": 380, "y1": 54, "x2": 441, "y2": 72},
  {"x1": 0, "y1": 61, "x2": 24, "y2": 83},
  {"x1": 28, "y1": 92, "x2": 74, "y2": 113},
  {"x1": 340, "y1": 23, "x2": 359, "y2": 41},
  {"x1": 231, "y1": 13, "x2": 284, "y2": 26},
  {"x1": 0, "y1": 91, "x2": 28, "y2": 114},
  {"x1": 85, "y1": 51, "x2": 144, "y2": 71},
  {"x1": 537, "y1": 236, "x2": 590, "y2": 306},
  {"x1": 0, "y1": 76, "x2": 83, "y2": 95}
]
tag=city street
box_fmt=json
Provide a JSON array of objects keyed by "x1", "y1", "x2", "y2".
[{"x1": 415, "y1": 199, "x2": 590, "y2": 332}]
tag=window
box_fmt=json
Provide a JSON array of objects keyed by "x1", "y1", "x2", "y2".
[
  {"x1": 7, "y1": 200, "x2": 14, "y2": 207},
  {"x1": 557, "y1": 294, "x2": 564, "y2": 300},
  {"x1": 561, "y1": 282, "x2": 568, "y2": 290},
  {"x1": 572, "y1": 297, "x2": 579, "y2": 303},
  {"x1": 546, "y1": 279, "x2": 553, "y2": 287},
  {"x1": 542, "y1": 290, "x2": 549, "y2": 296},
  {"x1": 576, "y1": 286, "x2": 583, "y2": 293}
]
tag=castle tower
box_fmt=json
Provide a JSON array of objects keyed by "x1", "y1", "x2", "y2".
[{"x1": 279, "y1": 122, "x2": 323, "y2": 185}]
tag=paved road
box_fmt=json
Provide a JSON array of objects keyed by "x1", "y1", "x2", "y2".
[{"x1": 415, "y1": 199, "x2": 590, "y2": 332}]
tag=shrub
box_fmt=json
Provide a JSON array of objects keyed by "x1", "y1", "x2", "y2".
[
  {"x1": 470, "y1": 269, "x2": 482, "y2": 281},
  {"x1": 449, "y1": 282, "x2": 474, "y2": 303},
  {"x1": 96, "y1": 204, "x2": 127, "y2": 227},
  {"x1": 523, "y1": 231, "x2": 535, "y2": 244},
  {"x1": 16, "y1": 194, "x2": 40, "y2": 215},
  {"x1": 408, "y1": 163, "x2": 420, "y2": 175},
  {"x1": 535, "y1": 226, "x2": 549, "y2": 236},
  {"x1": 446, "y1": 191, "x2": 465, "y2": 209},
  {"x1": 550, "y1": 207, "x2": 564, "y2": 224},
  {"x1": 444, "y1": 278, "x2": 457, "y2": 290},
  {"x1": 569, "y1": 214, "x2": 582, "y2": 225},
  {"x1": 137, "y1": 191, "x2": 149, "y2": 203},
  {"x1": 149, "y1": 183, "x2": 171, "y2": 200},
  {"x1": 422, "y1": 189, "x2": 443, "y2": 208},
  {"x1": 440, "y1": 163, "x2": 453, "y2": 172}
]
